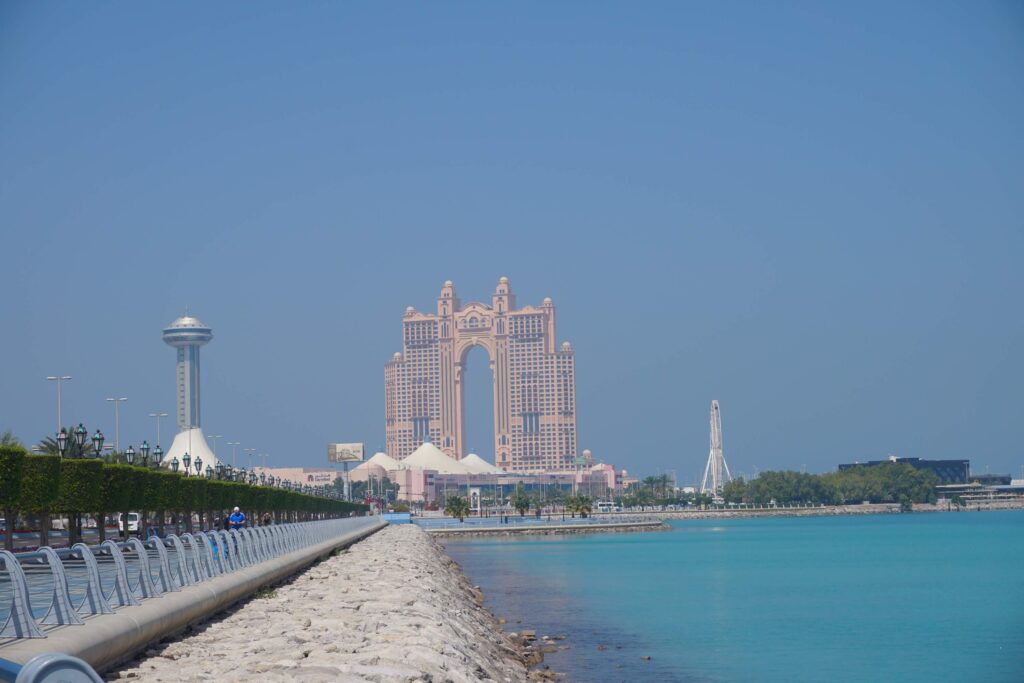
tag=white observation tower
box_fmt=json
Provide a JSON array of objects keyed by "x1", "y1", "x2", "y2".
[
  {"x1": 161, "y1": 315, "x2": 220, "y2": 470},
  {"x1": 700, "y1": 400, "x2": 732, "y2": 496}
]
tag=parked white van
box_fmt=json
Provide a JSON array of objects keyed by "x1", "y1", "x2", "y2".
[{"x1": 119, "y1": 512, "x2": 140, "y2": 533}]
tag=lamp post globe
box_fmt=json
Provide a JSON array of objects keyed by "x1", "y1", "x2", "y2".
[
  {"x1": 92, "y1": 430, "x2": 105, "y2": 458},
  {"x1": 194, "y1": 456, "x2": 203, "y2": 475},
  {"x1": 182, "y1": 452, "x2": 191, "y2": 476},
  {"x1": 205, "y1": 465, "x2": 213, "y2": 479},
  {"x1": 125, "y1": 445, "x2": 135, "y2": 465},
  {"x1": 56, "y1": 427, "x2": 68, "y2": 457},
  {"x1": 153, "y1": 445, "x2": 163, "y2": 468},
  {"x1": 259, "y1": 472, "x2": 266, "y2": 486},
  {"x1": 171, "y1": 457, "x2": 179, "y2": 473},
  {"x1": 140, "y1": 441, "x2": 149, "y2": 465}
]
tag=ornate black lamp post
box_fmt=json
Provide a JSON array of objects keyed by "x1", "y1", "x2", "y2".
[
  {"x1": 125, "y1": 444, "x2": 135, "y2": 465},
  {"x1": 182, "y1": 452, "x2": 191, "y2": 476},
  {"x1": 153, "y1": 445, "x2": 163, "y2": 468},
  {"x1": 139, "y1": 441, "x2": 149, "y2": 466},
  {"x1": 194, "y1": 456, "x2": 203, "y2": 476},
  {"x1": 92, "y1": 429, "x2": 105, "y2": 458},
  {"x1": 216, "y1": 462, "x2": 225, "y2": 479},
  {"x1": 171, "y1": 456, "x2": 180, "y2": 473},
  {"x1": 205, "y1": 465, "x2": 214, "y2": 479},
  {"x1": 259, "y1": 471, "x2": 266, "y2": 486},
  {"x1": 56, "y1": 427, "x2": 68, "y2": 458},
  {"x1": 73, "y1": 423, "x2": 87, "y2": 456}
]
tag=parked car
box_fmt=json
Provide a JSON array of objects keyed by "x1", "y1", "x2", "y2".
[{"x1": 119, "y1": 512, "x2": 140, "y2": 533}]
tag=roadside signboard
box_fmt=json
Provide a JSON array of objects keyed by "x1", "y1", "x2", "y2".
[{"x1": 328, "y1": 443, "x2": 365, "y2": 463}]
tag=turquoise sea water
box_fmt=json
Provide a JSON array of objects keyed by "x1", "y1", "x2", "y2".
[{"x1": 441, "y1": 512, "x2": 1024, "y2": 682}]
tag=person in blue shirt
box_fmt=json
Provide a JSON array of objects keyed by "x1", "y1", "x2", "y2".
[{"x1": 228, "y1": 506, "x2": 246, "y2": 529}]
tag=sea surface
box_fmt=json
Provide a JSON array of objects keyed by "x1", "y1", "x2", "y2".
[{"x1": 440, "y1": 511, "x2": 1024, "y2": 682}]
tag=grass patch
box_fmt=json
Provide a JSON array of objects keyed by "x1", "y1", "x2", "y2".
[{"x1": 253, "y1": 586, "x2": 278, "y2": 599}]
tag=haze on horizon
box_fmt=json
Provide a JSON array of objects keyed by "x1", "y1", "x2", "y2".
[{"x1": 1, "y1": 2, "x2": 1021, "y2": 481}]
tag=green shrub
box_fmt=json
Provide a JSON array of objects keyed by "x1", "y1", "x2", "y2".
[
  {"x1": 18, "y1": 455, "x2": 61, "y2": 512},
  {"x1": 0, "y1": 444, "x2": 26, "y2": 508},
  {"x1": 56, "y1": 459, "x2": 103, "y2": 513}
]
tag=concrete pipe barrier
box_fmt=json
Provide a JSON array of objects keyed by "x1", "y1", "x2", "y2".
[{"x1": 0, "y1": 517, "x2": 386, "y2": 674}]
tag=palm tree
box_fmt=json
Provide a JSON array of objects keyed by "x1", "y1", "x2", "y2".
[
  {"x1": 444, "y1": 495, "x2": 471, "y2": 522},
  {"x1": 1, "y1": 429, "x2": 22, "y2": 448},
  {"x1": 35, "y1": 429, "x2": 96, "y2": 458},
  {"x1": 566, "y1": 495, "x2": 593, "y2": 518},
  {"x1": 511, "y1": 489, "x2": 531, "y2": 517}
]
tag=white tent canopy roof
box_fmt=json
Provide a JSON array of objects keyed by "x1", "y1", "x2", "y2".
[
  {"x1": 161, "y1": 427, "x2": 221, "y2": 472},
  {"x1": 461, "y1": 453, "x2": 504, "y2": 474},
  {"x1": 355, "y1": 452, "x2": 403, "y2": 471},
  {"x1": 402, "y1": 441, "x2": 474, "y2": 474}
]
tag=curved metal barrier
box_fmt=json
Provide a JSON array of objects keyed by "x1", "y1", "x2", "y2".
[{"x1": 0, "y1": 517, "x2": 378, "y2": 644}]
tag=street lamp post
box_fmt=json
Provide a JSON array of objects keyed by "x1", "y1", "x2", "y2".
[
  {"x1": 45, "y1": 375, "x2": 72, "y2": 433},
  {"x1": 149, "y1": 412, "x2": 168, "y2": 451},
  {"x1": 106, "y1": 397, "x2": 128, "y2": 452},
  {"x1": 152, "y1": 444, "x2": 163, "y2": 468},
  {"x1": 139, "y1": 441, "x2": 149, "y2": 466},
  {"x1": 207, "y1": 434, "x2": 223, "y2": 458},
  {"x1": 182, "y1": 452, "x2": 192, "y2": 477},
  {"x1": 92, "y1": 430, "x2": 105, "y2": 459},
  {"x1": 244, "y1": 448, "x2": 256, "y2": 469},
  {"x1": 56, "y1": 427, "x2": 68, "y2": 458},
  {"x1": 227, "y1": 442, "x2": 240, "y2": 468},
  {"x1": 73, "y1": 423, "x2": 87, "y2": 457}
]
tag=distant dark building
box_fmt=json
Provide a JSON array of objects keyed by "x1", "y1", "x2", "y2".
[
  {"x1": 968, "y1": 473, "x2": 1012, "y2": 486},
  {"x1": 838, "y1": 457, "x2": 970, "y2": 484}
]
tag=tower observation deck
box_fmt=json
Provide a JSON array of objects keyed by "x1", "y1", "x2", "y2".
[
  {"x1": 160, "y1": 315, "x2": 220, "y2": 470},
  {"x1": 162, "y1": 316, "x2": 213, "y2": 431}
]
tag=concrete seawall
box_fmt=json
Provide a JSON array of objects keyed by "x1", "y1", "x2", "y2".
[{"x1": 111, "y1": 525, "x2": 533, "y2": 682}]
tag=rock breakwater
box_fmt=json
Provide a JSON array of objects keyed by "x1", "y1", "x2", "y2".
[{"x1": 111, "y1": 524, "x2": 533, "y2": 682}]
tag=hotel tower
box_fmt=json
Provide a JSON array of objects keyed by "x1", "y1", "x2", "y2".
[{"x1": 385, "y1": 278, "x2": 578, "y2": 473}]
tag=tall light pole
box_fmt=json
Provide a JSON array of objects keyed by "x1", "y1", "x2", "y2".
[
  {"x1": 227, "y1": 441, "x2": 240, "y2": 468},
  {"x1": 149, "y1": 412, "x2": 168, "y2": 449},
  {"x1": 244, "y1": 448, "x2": 256, "y2": 469},
  {"x1": 207, "y1": 434, "x2": 223, "y2": 457},
  {"x1": 45, "y1": 376, "x2": 72, "y2": 432},
  {"x1": 106, "y1": 397, "x2": 128, "y2": 452}
]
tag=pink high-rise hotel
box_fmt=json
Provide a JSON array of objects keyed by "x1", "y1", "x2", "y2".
[{"x1": 385, "y1": 278, "x2": 578, "y2": 473}]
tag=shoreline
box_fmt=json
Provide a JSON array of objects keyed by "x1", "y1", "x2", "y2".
[{"x1": 420, "y1": 499, "x2": 1024, "y2": 538}]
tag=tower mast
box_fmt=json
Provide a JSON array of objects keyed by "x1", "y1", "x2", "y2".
[{"x1": 700, "y1": 400, "x2": 732, "y2": 496}]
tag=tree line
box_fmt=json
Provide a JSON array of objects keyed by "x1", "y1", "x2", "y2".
[
  {"x1": 0, "y1": 444, "x2": 368, "y2": 550},
  {"x1": 722, "y1": 463, "x2": 939, "y2": 507}
]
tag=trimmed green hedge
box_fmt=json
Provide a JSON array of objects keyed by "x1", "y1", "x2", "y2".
[
  {"x1": 3, "y1": 454, "x2": 367, "y2": 519},
  {"x1": 18, "y1": 455, "x2": 61, "y2": 512},
  {"x1": 57, "y1": 459, "x2": 103, "y2": 513},
  {"x1": 0, "y1": 445, "x2": 26, "y2": 508}
]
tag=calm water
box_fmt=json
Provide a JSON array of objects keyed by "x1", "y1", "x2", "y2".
[{"x1": 441, "y1": 512, "x2": 1024, "y2": 682}]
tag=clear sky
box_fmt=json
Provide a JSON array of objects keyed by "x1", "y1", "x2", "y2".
[{"x1": 2, "y1": 2, "x2": 1022, "y2": 482}]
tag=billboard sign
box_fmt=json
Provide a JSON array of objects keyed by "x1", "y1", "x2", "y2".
[{"x1": 328, "y1": 443, "x2": 365, "y2": 463}]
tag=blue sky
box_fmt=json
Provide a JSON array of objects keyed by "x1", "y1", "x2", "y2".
[{"x1": 1, "y1": 2, "x2": 1022, "y2": 481}]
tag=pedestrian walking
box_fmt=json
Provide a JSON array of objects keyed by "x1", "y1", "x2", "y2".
[{"x1": 228, "y1": 506, "x2": 247, "y2": 529}]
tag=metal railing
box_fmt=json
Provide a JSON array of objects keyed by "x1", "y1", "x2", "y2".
[{"x1": 0, "y1": 517, "x2": 377, "y2": 641}]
